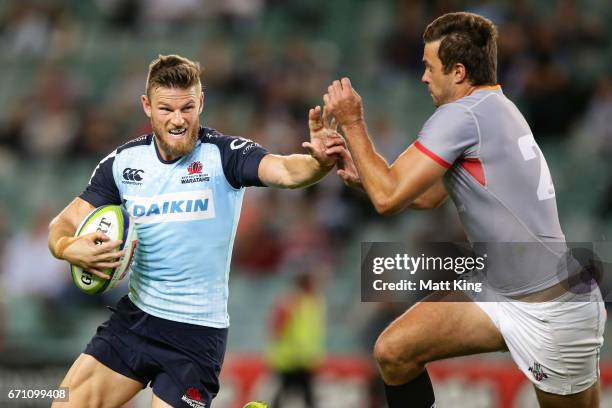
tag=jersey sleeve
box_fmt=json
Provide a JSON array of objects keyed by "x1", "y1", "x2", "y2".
[
  {"x1": 415, "y1": 103, "x2": 479, "y2": 168},
  {"x1": 216, "y1": 135, "x2": 269, "y2": 189},
  {"x1": 79, "y1": 151, "x2": 121, "y2": 207}
]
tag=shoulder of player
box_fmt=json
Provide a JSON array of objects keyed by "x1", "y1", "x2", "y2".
[
  {"x1": 458, "y1": 88, "x2": 502, "y2": 111},
  {"x1": 88, "y1": 134, "x2": 152, "y2": 183},
  {"x1": 199, "y1": 126, "x2": 262, "y2": 151},
  {"x1": 432, "y1": 100, "x2": 474, "y2": 122},
  {"x1": 115, "y1": 133, "x2": 153, "y2": 154}
]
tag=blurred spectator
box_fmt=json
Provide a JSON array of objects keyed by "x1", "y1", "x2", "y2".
[
  {"x1": 102, "y1": 58, "x2": 151, "y2": 137},
  {"x1": 0, "y1": 2, "x2": 52, "y2": 58},
  {"x1": 495, "y1": 21, "x2": 529, "y2": 97},
  {"x1": 19, "y1": 64, "x2": 83, "y2": 159},
  {"x1": 279, "y1": 197, "x2": 334, "y2": 269},
  {"x1": 95, "y1": 0, "x2": 142, "y2": 31},
  {"x1": 0, "y1": 207, "x2": 7, "y2": 351},
  {"x1": 468, "y1": 0, "x2": 506, "y2": 24},
  {"x1": 521, "y1": 49, "x2": 575, "y2": 137},
  {"x1": 0, "y1": 206, "x2": 9, "y2": 269},
  {"x1": 1, "y1": 209, "x2": 70, "y2": 300},
  {"x1": 0, "y1": 2, "x2": 79, "y2": 59},
  {"x1": 210, "y1": 0, "x2": 264, "y2": 29},
  {"x1": 578, "y1": 75, "x2": 612, "y2": 157},
  {"x1": 142, "y1": 0, "x2": 203, "y2": 29},
  {"x1": 265, "y1": 0, "x2": 326, "y2": 31},
  {"x1": 266, "y1": 271, "x2": 326, "y2": 408},
  {"x1": 234, "y1": 190, "x2": 284, "y2": 274},
  {"x1": 593, "y1": 78, "x2": 612, "y2": 218},
  {"x1": 552, "y1": 0, "x2": 608, "y2": 50},
  {"x1": 70, "y1": 108, "x2": 120, "y2": 158},
  {"x1": 0, "y1": 106, "x2": 28, "y2": 156},
  {"x1": 379, "y1": 0, "x2": 427, "y2": 76},
  {"x1": 197, "y1": 36, "x2": 238, "y2": 93}
]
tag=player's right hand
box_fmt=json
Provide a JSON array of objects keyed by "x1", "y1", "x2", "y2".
[
  {"x1": 323, "y1": 77, "x2": 364, "y2": 131},
  {"x1": 61, "y1": 231, "x2": 124, "y2": 280}
]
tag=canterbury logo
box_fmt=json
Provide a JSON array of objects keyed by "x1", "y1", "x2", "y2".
[{"x1": 123, "y1": 168, "x2": 144, "y2": 181}]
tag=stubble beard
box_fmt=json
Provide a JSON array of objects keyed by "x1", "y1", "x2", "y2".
[{"x1": 154, "y1": 123, "x2": 199, "y2": 161}]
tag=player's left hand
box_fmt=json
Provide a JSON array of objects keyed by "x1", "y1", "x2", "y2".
[
  {"x1": 303, "y1": 105, "x2": 341, "y2": 167},
  {"x1": 325, "y1": 137, "x2": 363, "y2": 190},
  {"x1": 323, "y1": 78, "x2": 364, "y2": 131}
]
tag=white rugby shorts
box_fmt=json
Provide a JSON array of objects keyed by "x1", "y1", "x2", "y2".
[{"x1": 474, "y1": 288, "x2": 605, "y2": 395}]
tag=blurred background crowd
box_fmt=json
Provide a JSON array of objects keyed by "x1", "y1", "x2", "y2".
[{"x1": 0, "y1": 0, "x2": 611, "y2": 407}]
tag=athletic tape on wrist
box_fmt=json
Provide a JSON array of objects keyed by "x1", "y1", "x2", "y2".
[{"x1": 55, "y1": 236, "x2": 78, "y2": 259}]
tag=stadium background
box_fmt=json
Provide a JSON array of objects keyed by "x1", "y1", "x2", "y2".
[{"x1": 0, "y1": 0, "x2": 611, "y2": 407}]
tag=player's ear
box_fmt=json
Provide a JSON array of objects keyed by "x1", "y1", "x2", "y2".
[
  {"x1": 454, "y1": 63, "x2": 467, "y2": 84},
  {"x1": 141, "y1": 94, "x2": 152, "y2": 118},
  {"x1": 199, "y1": 91, "x2": 204, "y2": 114}
]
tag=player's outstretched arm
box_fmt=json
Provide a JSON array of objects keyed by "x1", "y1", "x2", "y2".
[
  {"x1": 258, "y1": 106, "x2": 340, "y2": 189},
  {"x1": 324, "y1": 78, "x2": 448, "y2": 214},
  {"x1": 48, "y1": 197, "x2": 124, "y2": 279},
  {"x1": 258, "y1": 153, "x2": 331, "y2": 189}
]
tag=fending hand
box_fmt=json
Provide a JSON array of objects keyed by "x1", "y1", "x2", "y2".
[
  {"x1": 303, "y1": 105, "x2": 340, "y2": 167},
  {"x1": 325, "y1": 135, "x2": 363, "y2": 190}
]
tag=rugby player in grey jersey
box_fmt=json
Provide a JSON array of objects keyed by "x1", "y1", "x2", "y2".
[{"x1": 324, "y1": 12, "x2": 604, "y2": 408}]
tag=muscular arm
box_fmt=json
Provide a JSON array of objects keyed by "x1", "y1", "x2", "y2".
[
  {"x1": 324, "y1": 78, "x2": 448, "y2": 215},
  {"x1": 48, "y1": 197, "x2": 96, "y2": 258},
  {"x1": 408, "y1": 179, "x2": 448, "y2": 210},
  {"x1": 326, "y1": 136, "x2": 448, "y2": 209},
  {"x1": 343, "y1": 123, "x2": 447, "y2": 214},
  {"x1": 48, "y1": 197, "x2": 123, "y2": 279},
  {"x1": 258, "y1": 154, "x2": 333, "y2": 189}
]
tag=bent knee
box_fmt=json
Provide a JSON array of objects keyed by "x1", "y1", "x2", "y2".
[
  {"x1": 374, "y1": 334, "x2": 424, "y2": 369},
  {"x1": 373, "y1": 335, "x2": 427, "y2": 383}
]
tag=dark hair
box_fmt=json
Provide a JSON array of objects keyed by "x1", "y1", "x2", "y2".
[
  {"x1": 146, "y1": 54, "x2": 201, "y2": 98},
  {"x1": 423, "y1": 12, "x2": 498, "y2": 85}
]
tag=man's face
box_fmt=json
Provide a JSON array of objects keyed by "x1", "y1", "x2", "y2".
[
  {"x1": 141, "y1": 85, "x2": 203, "y2": 161},
  {"x1": 421, "y1": 40, "x2": 455, "y2": 107}
]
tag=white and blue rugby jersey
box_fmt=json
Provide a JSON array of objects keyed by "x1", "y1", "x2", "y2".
[{"x1": 80, "y1": 127, "x2": 268, "y2": 328}]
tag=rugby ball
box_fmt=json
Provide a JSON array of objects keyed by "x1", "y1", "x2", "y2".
[{"x1": 71, "y1": 205, "x2": 138, "y2": 294}]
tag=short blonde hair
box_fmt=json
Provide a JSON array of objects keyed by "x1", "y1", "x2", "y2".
[{"x1": 145, "y1": 54, "x2": 201, "y2": 98}]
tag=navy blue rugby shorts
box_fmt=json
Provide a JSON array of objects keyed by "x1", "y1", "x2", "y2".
[{"x1": 84, "y1": 295, "x2": 228, "y2": 407}]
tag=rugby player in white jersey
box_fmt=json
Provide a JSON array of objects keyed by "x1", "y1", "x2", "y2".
[
  {"x1": 48, "y1": 54, "x2": 345, "y2": 408},
  {"x1": 324, "y1": 12, "x2": 605, "y2": 408}
]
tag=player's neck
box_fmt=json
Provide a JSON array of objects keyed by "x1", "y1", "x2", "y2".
[
  {"x1": 448, "y1": 83, "x2": 499, "y2": 104},
  {"x1": 443, "y1": 85, "x2": 472, "y2": 104},
  {"x1": 466, "y1": 83, "x2": 500, "y2": 96}
]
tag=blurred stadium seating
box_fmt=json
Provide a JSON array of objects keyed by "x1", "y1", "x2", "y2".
[{"x1": 0, "y1": 1, "x2": 611, "y2": 407}]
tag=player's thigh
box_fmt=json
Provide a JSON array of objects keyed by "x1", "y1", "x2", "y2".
[
  {"x1": 151, "y1": 393, "x2": 174, "y2": 408},
  {"x1": 375, "y1": 292, "x2": 506, "y2": 365},
  {"x1": 52, "y1": 353, "x2": 143, "y2": 408},
  {"x1": 534, "y1": 380, "x2": 599, "y2": 408}
]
